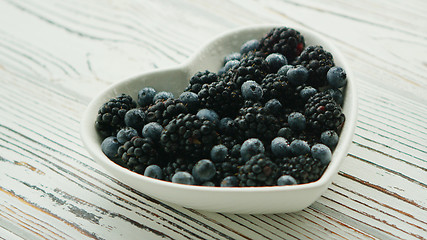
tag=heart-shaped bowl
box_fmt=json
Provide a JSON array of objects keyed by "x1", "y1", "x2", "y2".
[{"x1": 81, "y1": 24, "x2": 357, "y2": 214}]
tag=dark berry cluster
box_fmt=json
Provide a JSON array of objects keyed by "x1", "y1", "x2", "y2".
[{"x1": 98, "y1": 27, "x2": 347, "y2": 187}]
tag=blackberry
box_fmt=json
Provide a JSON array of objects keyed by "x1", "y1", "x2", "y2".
[
  {"x1": 278, "y1": 155, "x2": 326, "y2": 184},
  {"x1": 213, "y1": 144, "x2": 242, "y2": 185},
  {"x1": 95, "y1": 94, "x2": 137, "y2": 137},
  {"x1": 260, "y1": 74, "x2": 306, "y2": 112},
  {"x1": 277, "y1": 126, "x2": 319, "y2": 146},
  {"x1": 219, "y1": 135, "x2": 238, "y2": 150},
  {"x1": 162, "y1": 157, "x2": 194, "y2": 182},
  {"x1": 185, "y1": 70, "x2": 218, "y2": 94},
  {"x1": 218, "y1": 117, "x2": 238, "y2": 137},
  {"x1": 197, "y1": 78, "x2": 243, "y2": 118},
  {"x1": 304, "y1": 91, "x2": 345, "y2": 133},
  {"x1": 214, "y1": 155, "x2": 244, "y2": 186},
  {"x1": 118, "y1": 136, "x2": 161, "y2": 174},
  {"x1": 160, "y1": 113, "x2": 219, "y2": 159},
  {"x1": 238, "y1": 154, "x2": 279, "y2": 187},
  {"x1": 225, "y1": 51, "x2": 270, "y2": 86},
  {"x1": 145, "y1": 98, "x2": 188, "y2": 127},
  {"x1": 260, "y1": 73, "x2": 289, "y2": 103},
  {"x1": 234, "y1": 102, "x2": 281, "y2": 144},
  {"x1": 293, "y1": 45, "x2": 334, "y2": 87},
  {"x1": 259, "y1": 27, "x2": 305, "y2": 63}
]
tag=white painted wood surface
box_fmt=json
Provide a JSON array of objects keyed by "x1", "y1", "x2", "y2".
[{"x1": 1, "y1": 0, "x2": 426, "y2": 239}]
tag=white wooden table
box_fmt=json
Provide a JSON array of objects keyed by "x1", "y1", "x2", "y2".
[{"x1": 1, "y1": 0, "x2": 426, "y2": 239}]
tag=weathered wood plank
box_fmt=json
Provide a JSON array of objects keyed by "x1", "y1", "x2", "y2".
[{"x1": 1, "y1": 0, "x2": 426, "y2": 239}]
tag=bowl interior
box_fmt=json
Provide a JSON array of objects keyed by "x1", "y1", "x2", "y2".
[{"x1": 80, "y1": 24, "x2": 357, "y2": 214}]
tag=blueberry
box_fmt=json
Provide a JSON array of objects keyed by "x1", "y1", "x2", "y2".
[
  {"x1": 196, "y1": 109, "x2": 219, "y2": 125},
  {"x1": 217, "y1": 68, "x2": 226, "y2": 76},
  {"x1": 240, "y1": 138, "x2": 265, "y2": 161},
  {"x1": 224, "y1": 52, "x2": 241, "y2": 63},
  {"x1": 241, "y1": 80, "x2": 263, "y2": 101},
  {"x1": 192, "y1": 159, "x2": 216, "y2": 182},
  {"x1": 117, "y1": 127, "x2": 138, "y2": 144},
  {"x1": 219, "y1": 117, "x2": 236, "y2": 135},
  {"x1": 271, "y1": 137, "x2": 291, "y2": 158},
  {"x1": 179, "y1": 91, "x2": 199, "y2": 112},
  {"x1": 171, "y1": 171, "x2": 195, "y2": 185},
  {"x1": 124, "y1": 108, "x2": 146, "y2": 130},
  {"x1": 327, "y1": 66, "x2": 347, "y2": 88},
  {"x1": 289, "y1": 139, "x2": 310, "y2": 156},
  {"x1": 220, "y1": 176, "x2": 239, "y2": 187},
  {"x1": 144, "y1": 165, "x2": 163, "y2": 179},
  {"x1": 101, "y1": 136, "x2": 121, "y2": 159},
  {"x1": 287, "y1": 112, "x2": 306, "y2": 131},
  {"x1": 202, "y1": 181, "x2": 216, "y2": 187},
  {"x1": 300, "y1": 86, "x2": 317, "y2": 101},
  {"x1": 223, "y1": 60, "x2": 240, "y2": 72},
  {"x1": 287, "y1": 66, "x2": 309, "y2": 86},
  {"x1": 277, "y1": 175, "x2": 297, "y2": 186},
  {"x1": 311, "y1": 143, "x2": 332, "y2": 165},
  {"x1": 321, "y1": 130, "x2": 339, "y2": 149},
  {"x1": 265, "y1": 53, "x2": 288, "y2": 73},
  {"x1": 210, "y1": 144, "x2": 228, "y2": 162},
  {"x1": 153, "y1": 91, "x2": 174, "y2": 102},
  {"x1": 277, "y1": 64, "x2": 294, "y2": 76},
  {"x1": 277, "y1": 127, "x2": 293, "y2": 140},
  {"x1": 142, "y1": 122, "x2": 163, "y2": 142},
  {"x1": 240, "y1": 39, "x2": 260, "y2": 54},
  {"x1": 326, "y1": 88, "x2": 344, "y2": 106},
  {"x1": 264, "y1": 99, "x2": 282, "y2": 115},
  {"x1": 138, "y1": 87, "x2": 157, "y2": 107}
]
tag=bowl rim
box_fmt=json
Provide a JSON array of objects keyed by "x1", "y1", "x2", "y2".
[{"x1": 80, "y1": 24, "x2": 358, "y2": 194}]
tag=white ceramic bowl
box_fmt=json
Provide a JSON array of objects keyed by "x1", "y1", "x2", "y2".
[{"x1": 80, "y1": 24, "x2": 357, "y2": 214}]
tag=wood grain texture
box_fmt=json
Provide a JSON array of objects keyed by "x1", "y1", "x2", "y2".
[{"x1": 1, "y1": 0, "x2": 426, "y2": 239}]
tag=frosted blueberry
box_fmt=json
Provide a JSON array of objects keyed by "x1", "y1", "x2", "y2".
[
  {"x1": 300, "y1": 86, "x2": 317, "y2": 101},
  {"x1": 265, "y1": 53, "x2": 288, "y2": 73},
  {"x1": 171, "y1": 172, "x2": 195, "y2": 185},
  {"x1": 271, "y1": 137, "x2": 291, "y2": 158},
  {"x1": 224, "y1": 52, "x2": 241, "y2": 63},
  {"x1": 223, "y1": 60, "x2": 240, "y2": 72},
  {"x1": 153, "y1": 91, "x2": 174, "y2": 102},
  {"x1": 287, "y1": 112, "x2": 306, "y2": 131},
  {"x1": 277, "y1": 64, "x2": 294, "y2": 76},
  {"x1": 264, "y1": 99, "x2": 282, "y2": 115},
  {"x1": 210, "y1": 145, "x2": 228, "y2": 162},
  {"x1": 287, "y1": 66, "x2": 309, "y2": 86},
  {"x1": 327, "y1": 66, "x2": 347, "y2": 88},
  {"x1": 179, "y1": 91, "x2": 199, "y2": 112},
  {"x1": 117, "y1": 127, "x2": 138, "y2": 144},
  {"x1": 192, "y1": 159, "x2": 216, "y2": 182},
  {"x1": 101, "y1": 136, "x2": 121, "y2": 159},
  {"x1": 142, "y1": 122, "x2": 163, "y2": 142},
  {"x1": 144, "y1": 165, "x2": 163, "y2": 179},
  {"x1": 220, "y1": 176, "x2": 239, "y2": 187},
  {"x1": 241, "y1": 80, "x2": 263, "y2": 101},
  {"x1": 311, "y1": 143, "x2": 332, "y2": 165},
  {"x1": 196, "y1": 108, "x2": 219, "y2": 125},
  {"x1": 277, "y1": 175, "x2": 297, "y2": 186},
  {"x1": 124, "y1": 108, "x2": 145, "y2": 130},
  {"x1": 138, "y1": 87, "x2": 157, "y2": 107},
  {"x1": 321, "y1": 130, "x2": 339, "y2": 149},
  {"x1": 240, "y1": 138, "x2": 265, "y2": 161},
  {"x1": 240, "y1": 39, "x2": 260, "y2": 54},
  {"x1": 289, "y1": 139, "x2": 310, "y2": 156}
]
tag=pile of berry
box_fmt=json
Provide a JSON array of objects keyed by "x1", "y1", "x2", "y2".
[{"x1": 96, "y1": 26, "x2": 347, "y2": 187}]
